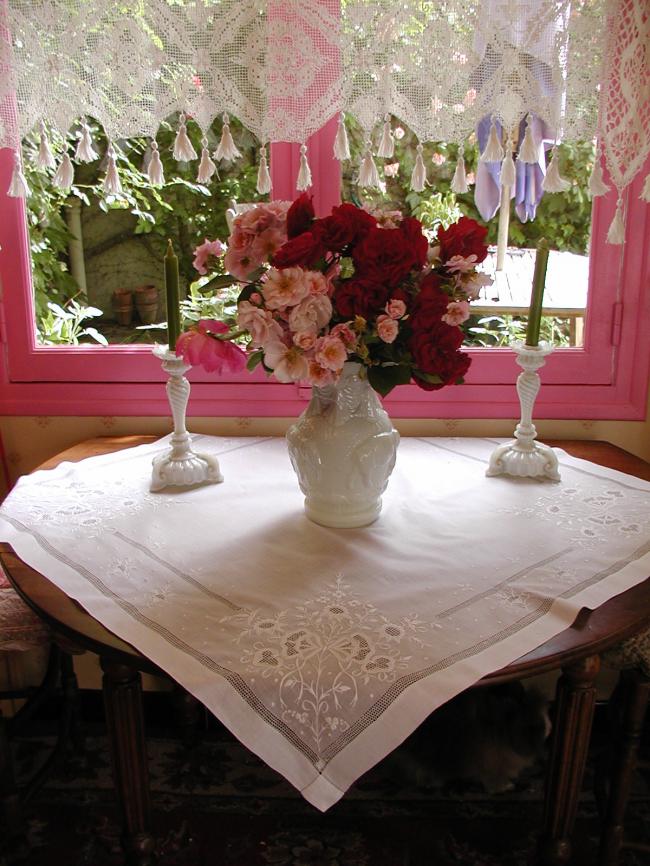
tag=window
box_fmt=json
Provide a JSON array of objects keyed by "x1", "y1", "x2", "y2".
[{"x1": 0, "y1": 127, "x2": 649, "y2": 420}]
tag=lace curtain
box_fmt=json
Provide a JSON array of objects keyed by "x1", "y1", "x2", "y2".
[{"x1": 1, "y1": 0, "x2": 648, "y2": 238}]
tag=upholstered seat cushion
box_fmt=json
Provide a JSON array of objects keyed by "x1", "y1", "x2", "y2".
[{"x1": 0, "y1": 566, "x2": 50, "y2": 651}]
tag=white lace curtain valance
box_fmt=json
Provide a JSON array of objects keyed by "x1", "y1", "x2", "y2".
[{"x1": 1, "y1": 0, "x2": 648, "y2": 240}]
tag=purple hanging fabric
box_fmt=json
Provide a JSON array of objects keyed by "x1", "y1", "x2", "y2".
[
  {"x1": 474, "y1": 116, "x2": 510, "y2": 222},
  {"x1": 474, "y1": 114, "x2": 553, "y2": 224}
]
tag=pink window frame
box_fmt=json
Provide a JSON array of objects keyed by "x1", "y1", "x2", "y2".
[{"x1": 0, "y1": 133, "x2": 648, "y2": 420}]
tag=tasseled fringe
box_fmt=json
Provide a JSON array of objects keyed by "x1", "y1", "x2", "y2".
[
  {"x1": 296, "y1": 143, "x2": 312, "y2": 191},
  {"x1": 7, "y1": 151, "x2": 29, "y2": 198},
  {"x1": 215, "y1": 113, "x2": 241, "y2": 162},
  {"x1": 500, "y1": 139, "x2": 516, "y2": 188},
  {"x1": 173, "y1": 112, "x2": 198, "y2": 162},
  {"x1": 542, "y1": 146, "x2": 570, "y2": 193},
  {"x1": 377, "y1": 115, "x2": 394, "y2": 159},
  {"x1": 358, "y1": 142, "x2": 382, "y2": 190},
  {"x1": 103, "y1": 145, "x2": 123, "y2": 196},
  {"x1": 75, "y1": 122, "x2": 98, "y2": 163},
  {"x1": 256, "y1": 145, "x2": 272, "y2": 194},
  {"x1": 147, "y1": 141, "x2": 165, "y2": 186},
  {"x1": 517, "y1": 115, "x2": 538, "y2": 164},
  {"x1": 451, "y1": 145, "x2": 468, "y2": 194},
  {"x1": 480, "y1": 118, "x2": 504, "y2": 163},
  {"x1": 607, "y1": 196, "x2": 625, "y2": 244},
  {"x1": 589, "y1": 150, "x2": 610, "y2": 197},
  {"x1": 410, "y1": 143, "x2": 427, "y2": 192},
  {"x1": 333, "y1": 113, "x2": 350, "y2": 161},
  {"x1": 53, "y1": 153, "x2": 74, "y2": 190},
  {"x1": 37, "y1": 121, "x2": 56, "y2": 169},
  {"x1": 197, "y1": 138, "x2": 217, "y2": 183},
  {"x1": 641, "y1": 174, "x2": 650, "y2": 203}
]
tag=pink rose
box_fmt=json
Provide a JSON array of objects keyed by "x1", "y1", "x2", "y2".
[
  {"x1": 442, "y1": 300, "x2": 471, "y2": 326},
  {"x1": 314, "y1": 335, "x2": 348, "y2": 372},
  {"x1": 293, "y1": 330, "x2": 317, "y2": 350},
  {"x1": 329, "y1": 323, "x2": 357, "y2": 348},
  {"x1": 445, "y1": 254, "x2": 479, "y2": 274},
  {"x1": 376, "y1": 314, "x2": 399, "y2": 343},
  {"x1": 237, "y1": 301, "x2": 283, "y2": 347},
  {"x1": 262, "y1": 267, "x2": 311, "y2": 310},
  {"x1": 262, "y1": 340, "x2": 309, "y2": 382},
  {"x1": 193, "y1": 238, "x2": 225, "y2": 275},
  {"x1": 176, "y1": 320, "x2": 246, "y2": 374},
  {"x1": 303, "y1": 270, "x2": 329, "y2": 295},
  {"x1": 223, "y1": 244, "x2": 258, "y2": 281},
  {"x1": 288, "y1": 294, "x2": 332, "y2": 333},
  {"x1": 385, "y1": 298, "x2": 407, "y2": 319},
  {"x1": 307, "y1": 361, "x2": 336, "y2": 386}
]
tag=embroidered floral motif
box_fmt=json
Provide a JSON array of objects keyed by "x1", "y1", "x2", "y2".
[{"x1": 223, "y1": 577, "x2": 430, "y2": 755}]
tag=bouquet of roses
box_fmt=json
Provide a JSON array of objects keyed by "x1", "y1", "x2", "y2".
[{"x1": 177, "y1": 195, "x2": 490, "y2": 397}]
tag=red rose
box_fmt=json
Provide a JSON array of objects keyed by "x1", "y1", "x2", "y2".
[
  {"x1": 333, "y1": 278, "x2": 390, "y2": 320},
  {"x1": 286, "y1": 193, "x2": 315, "y2": 239},
  {"x1": 315, "y1": 204, "x2": 377, "y2": 252},
  {"x1": 352, "y1": 221, "x2": 427, "y2": 288},
  {"x1": 409, "y1": 325, "x2": 471, "y2": 390},
  {"x1": 272, "y1": 231, "x2": 325, "y2": 269},
  {"x1": 399, "y1": 217, "x2": 429, "y2": 269},
  {"x1": 409, "y1": 274, "x2": 448, "y2": 330},
  {"x1": 437, "y1": 217, "x2": 489, "y2": 264}
]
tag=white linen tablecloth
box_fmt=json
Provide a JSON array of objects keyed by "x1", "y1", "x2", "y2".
[{"x1": 1, "y1": 435, "x2": 649, "y2": 810}]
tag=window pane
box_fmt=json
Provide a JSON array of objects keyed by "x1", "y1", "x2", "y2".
[
  {"x1": 341, "y1": 119, "x2": 593, "y2": 348},
  {"x1": 25, "y1": 116, "x2": 261, "y2": 347}
]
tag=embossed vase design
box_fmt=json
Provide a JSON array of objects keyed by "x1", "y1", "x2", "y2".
[{"x1": 287, "y1": 363, "x2": 400, "y2": 528}]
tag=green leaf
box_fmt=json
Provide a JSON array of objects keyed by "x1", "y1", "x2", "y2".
[
  {"x1": 413, "y1": 370, "x2": 443, "y2": 385},
  {"x1": 83, "y1": 327, "x2": 109, "y2": 346},
  {"x1": 246, "y1": 350, "x2": 263, "y2": 371},
  {"x1": 367, "y1": 364, "x2": 411, "y2": 397}
]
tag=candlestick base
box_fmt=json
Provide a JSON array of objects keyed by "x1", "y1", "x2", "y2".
[
  {"x1": 486, "y1": 342, "x2": 561, "y2": 482},
  {"x1": 150, "y1": 345, "x2": 224, "y2": 492}
]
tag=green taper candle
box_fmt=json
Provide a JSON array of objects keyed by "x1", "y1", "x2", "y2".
[
  {"x1": 525, "y1": 238, "x2": 549, "y2": 347},
  {"x1": 164, "y1": 239, "x2": 181, "y2": 351}
]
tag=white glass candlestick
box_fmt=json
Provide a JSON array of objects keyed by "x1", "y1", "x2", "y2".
[
  {"x1": 486, "y1": 342, "x2": 560, "y2": 482},
  {"x1": 151, "y1": 345, "x2": 223, "y2": 492}
]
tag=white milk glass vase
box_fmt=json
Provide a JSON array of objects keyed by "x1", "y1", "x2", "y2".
[{"x1": 286, "y1": 362, "x2": 400, "y2": 528}]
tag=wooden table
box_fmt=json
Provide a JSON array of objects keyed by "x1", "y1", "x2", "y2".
[{"x1": 1, "y1": 436, "x2": 649, "y2": 866}]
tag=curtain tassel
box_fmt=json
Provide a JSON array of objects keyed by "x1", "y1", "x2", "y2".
[
  {"x1": 500, "y1": 139, "x2": 516, "y2": 188},
  {"x1": 480, "y1": 117, "x2": 504, "y2": 163},
  {"x1": 53, "y1": 153, "x2": 74, "y2": 190},
  {"x1": 103, "y1": 145, "x2": 123, "y2": 196},
  {"x1": 333, "y1": 113, "x2": 350, "y2": 161},
  {"x1": 641, "y1": 174, "x2": 650, "y2": 203},
  {"x1": 37, "y1": 120, "x2": 56, "y2": 169},
  {"x1": 296, "y1": 144, "x2": 312, "y2": 191},
  {"x1": 410, "y1": 143, "x2": 427, "y2": 192},
  {"x1": 147, "y1": 141, "x2": 165, "y2": 186},
  {"x1": 173, "y1": 112, "x2": 198, "y2": 162},
  {"x1": 377, "y1": 115, "x2": 394, "y2": 159},
  {"x1": 358, "y1": 142, "x2": 382, "y2": 190},
  {"x1": 7, "y1": 150, "x2": 30, "y2": 198},
  {"x1": 606, "y1": 196, "x2": 625, "y2": 244},
  {"x1": 215, "y1": 113, "x2": 241, "y2": 162},
  {"x1": 542, "y1": 146, "x2": 570, "y2": 193},
  {"x1": 256, "y1": 145, "x2": 272, "y2": 194},
  {"x1": 588, "y1": 148, "x2": 610, "y2": 197},
  {"x1": 75, "y1": 122, "x2": 98, "y2": 163},
  {"x1": 451, "y1": 145, "x2": 469, "y2": 193},
  {"x1": 517, "y1": 115, "x2": 538, "y2": 164},
  {"x1": 197, "y1": 138, "x2": 217, "y2": 183}
]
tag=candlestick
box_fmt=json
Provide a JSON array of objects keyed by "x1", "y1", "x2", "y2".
[
  {"x1": 525, "y1": 238, "x2": 549, "y2": 347},
  {"x1": 165, "y1": 239, "x2": 181, "y2": 351},
  {"x1": 486, "y1": 341, "x2": 560, "y2": 481},
  {"x1": 151, "y1": 345, "x2": 223, "y2": 491}
]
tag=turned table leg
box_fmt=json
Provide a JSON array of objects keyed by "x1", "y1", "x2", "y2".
[
  {"x1": 598, "y1": 668, "x2": 650, "y2": 866},
  {"x1": 539, "y1": 654, "x2": 600, "y2": 865},
  {"x1": 101, "y1": 658, "x2": 155, "y2": 866}
]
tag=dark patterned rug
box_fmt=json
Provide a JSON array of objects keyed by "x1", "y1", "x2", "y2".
[{"x1": 4, "y1": 718, "x2": 650, "y2": 866}]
